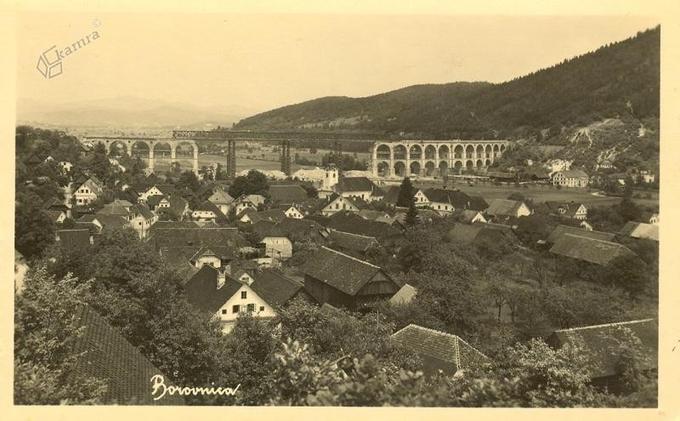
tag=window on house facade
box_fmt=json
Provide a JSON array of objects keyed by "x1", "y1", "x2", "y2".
[
  {"x1": 259, "y1": 306, "x2": 265, "y2": 312},
  {"x1": 221, "y1": 309, "x2": 227, "y2": 315},
  {"x1": 241, "y1": 291, "x2": 247, "y2": 299},
  {"x1": 232, "y1": 305, "x2": 240, "y2": 313},
  {"x1": 247, "y1": 304, "x2": 255, "y2": 312}
]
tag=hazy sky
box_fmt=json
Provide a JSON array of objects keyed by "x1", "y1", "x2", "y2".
[{"x1": 17, "y1": 13, "x2": 658, "y2": 114}]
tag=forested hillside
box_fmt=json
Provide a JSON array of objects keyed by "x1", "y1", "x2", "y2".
[{"x1": 235, "y1": 27, "x2": 659, "y2": 141}]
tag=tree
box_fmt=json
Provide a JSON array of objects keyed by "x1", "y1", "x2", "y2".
[
  {"x1": 405, "y1": 200, "x2": 418, "y2": 227},
  {"x1": 175, "y1": 170, "x2": 201, "y2": 193},
  {"x1": 396, "y1": 177, "x2": 415, "y2": 207},
  {"x1": 228, "y1": 170, "x2": 270, "y2": 198},
  {"x1": 89, "y1": 143, "x2": 114, "y2": 184},
  {"x1": 14, "y1": 267, "x2": 108, "y2": 404},
  {"x1": 15, "y1": 190, "x2": 55, "y2": 259}
]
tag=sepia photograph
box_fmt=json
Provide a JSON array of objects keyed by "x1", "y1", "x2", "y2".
[{"x1": 5, "y1": 1, "x2": 675, "y2": 413}]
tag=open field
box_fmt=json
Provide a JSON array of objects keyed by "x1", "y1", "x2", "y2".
[{"x1": 394, "y1": 179, "x2": 658, "y2": 208}]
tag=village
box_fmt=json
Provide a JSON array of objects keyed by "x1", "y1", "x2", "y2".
[{"x1": 14, "y1": 125, "x2": 659, "y2": 405}]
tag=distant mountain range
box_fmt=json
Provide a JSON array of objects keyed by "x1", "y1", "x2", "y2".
[
  {"x1": 234, "y1": 27, "x2": 659, "y2": 141},
  {"x1": 17, "y1": 96, "x2": 257, "y2": 129}
]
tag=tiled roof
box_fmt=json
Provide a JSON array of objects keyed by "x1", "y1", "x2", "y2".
[
  {"x1": 619, "y1": 221, "x2": 659, "y2": 241},
  {"x1": 549, "y1": 234, "x2": 636, "y2": 266},
  {"x1": 466, "y1": 195, "x2": 489, "y2": 212},
  {"x1": 92, "y1": 214, "x2": 128, "y2": 229},
  {"x1": 357, "y1": 209, "x2": 393, "y2": 224},
  {"x1": 46, "y1": 209, "x2": 65, "y2": 223},
  {"x1": 448, "y1": 223, "x2": 515, "y2": 245},
  {"x1": 185, "y1": 265, "x2": 242, "y2": 314},
  {"x1": 458, "y1": 210, "x2": 485, "y2": 224},
  {"x1": 248, "y1": 209, "x2": 287, "y2": 225},
  {"x1": 269, "y1": 184, "x2": 308, "y2": 204},
  {"x1": 131, "y1": 204, "x2": 155, "y2": 220},
  {"x1": 391, "y1": 324, "x2": 488, "y2": 372},
  {"x1": 208, "y1": 188, "x2": 234, "y2": 205},
  {"x1": 301, "y1": 246, "x2": 385, "y2": 296},
  {"x1": 324, "y1": 211, "x2": 402, "y2": 239},
  {"x1": 336, "y1": 177, "x2": 380, "y2": 193},
  {"x1": 547, "y1": 225, "x2": 615, "y2": 244},
  {"x1": 555, "y1": 169, "x2": 589, "y2": 179},
  {"x1": 56, "y1": 229, "x2": 91, "y2": 250},
  {"x1": 423, "y1": 188, "x2": 471, "y2": 208},
  {"x1": 389, "y1": 284, "x2": 417, "y2": 305},
  {"x1": 548, "y1": 319, "x2": 657, "y2": 378},
  {"x1": 486, "y1": 199, "x2": 526, "y2": 217},
  {"x1": 150, "y1": 221, "x2": 199, "y2": 231},
  {"x1": 251, "y1": 218, "x2": 328, "y2": 243},
  {"x1": 98, "y1": 199, "x2": 133, "y2": 217},
  {"x1": 329, "y1": 230, "x2": 379, "y2": 253},
  {"x1": 251, "y1": 269, "x2": 304, "y2": 307},
  {"x1": 71, "y1": 304, "x2": 184, "y2": 405}
]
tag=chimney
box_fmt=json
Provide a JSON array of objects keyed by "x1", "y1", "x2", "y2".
[{"x1": 217, "y1": 270, "x2": 226, "y2": 289}]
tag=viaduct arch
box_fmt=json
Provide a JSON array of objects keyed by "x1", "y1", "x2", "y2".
[
  {"x1": 87, "y1": 137, "x2": 200, "y2": 174},
  {"x1": 371, "y1": 139, "x2": 509, "y2": 178}
]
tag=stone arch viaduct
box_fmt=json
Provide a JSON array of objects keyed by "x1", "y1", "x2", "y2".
[
  {"x1": 86, "y1": 137, "x2": 199, "y2": 174},
  {"x1": 371, "y1": 139, "x2": 510, "y2": 178}
]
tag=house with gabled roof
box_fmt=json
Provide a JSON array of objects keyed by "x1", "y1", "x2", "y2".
[
  {"x1": 73, "y1": 177, "x2": 104, "y2": 206},
  {"x1": 485, "y1": 199, "x2": 531, "y2": 221},
  {"x1": 322, "y1": 211, "x2": 402, "y2": 241},
  {"x1": 321, "y1": 194, "x2": 363, "y2": 216},
  {"x1": 46, "y1": 209, "x2": 67, "y2": 224},
  {"x1": 185, "y1": 265, "x2": 277, "y2": 334},
  {"x1": 549, "y1": 234, "x2": 637, "y2": 266},
  {"x1": 281, "y1": 205, "x2": 304, "y2": 219},
  {"x1": 70, "y1": 305, "x2": 185, "y2": 404},
  {"x1": 269, "y1": 184, "x2": 308, "y2": 205},
  {"x1": 157, "y1": 195, "x2": 190, "y2": 221},
  {"x1": 251, "y1": 218, "x2": 330, "y2": 245},
  {"x1": 128, "y1": 203, "x2": 157, "y2": 239},
  {"x1": 247, "y1": 209, "x2": 287, "y2": 225},
  {"x1": 391, "y1": 324, "x2": 489, "y2": 376},
  {"x1": 423, "y1": 188, "x2": 472, "y2": 214},
  {"x1": 552, "y1": 169, "x2": 589, "y2": 188},
  {"x1": 250, "y1": 269, "x2": 313, "y2": 308},
  {"x1": 546, "y1": 224, "x2": 615, "y2": 244},
  {"x1": 619, "y1": 221, "x2": 659, "y2": 242},
  {"x1": 261, "y1": 236, "x2": 293, "y2": 260},
  {"x1": 545, "y1": 201, "x2": 588, "y2": 220},
  {"x1": 149, "y1": 226, "x2": 248, "y2": 269},
  {"x1": 55, "y1": 229, "x2": 93, "y2": 252},
  {"x1": 335, "y1": 176, "x2": 385, "y2": 202},
  {"x1": 301, "y1": 246, "x2": 400, "y2": 309},
  {"x1": 547, "y1": 319, "x2": 657, "y2": 391},
  {"x1": 454, "y1": 209, "x2": 487, "y2": 224},
  {"x1": 447, "y1": 222, "x2": 517, "y2": 247},
  {"x1": 328, "y1": 230, "x2": 380, "y2": 256},
  {"x1": 208, "y1": 187, "x2": 234, "y2": 215},
  {"x1": 191, "y1": 201, "x2": 226, "y2": 223}
]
